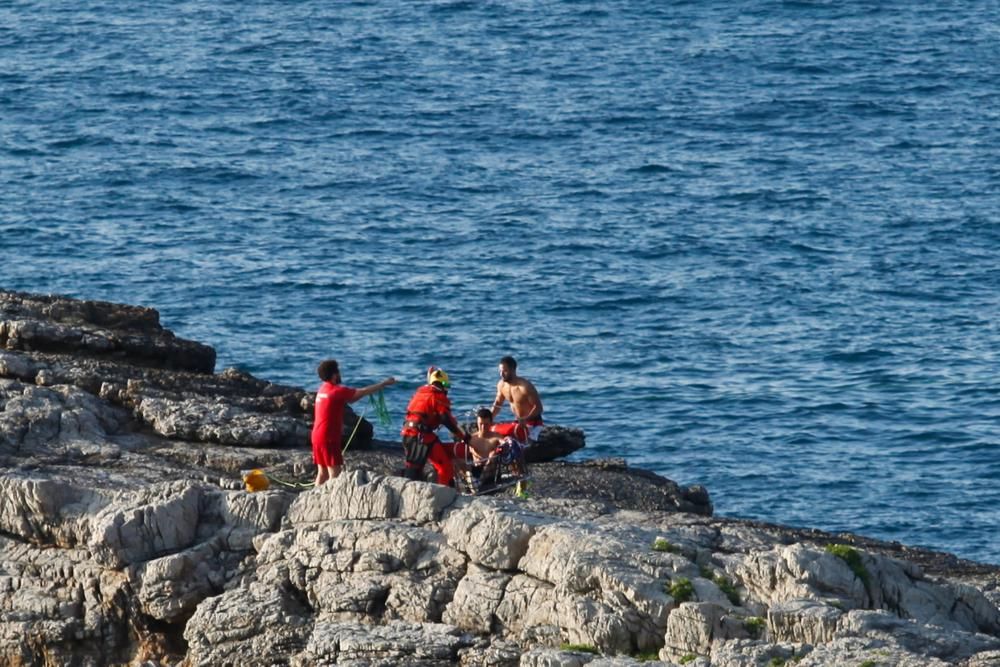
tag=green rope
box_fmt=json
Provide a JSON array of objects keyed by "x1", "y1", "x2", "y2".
[
  {"x1": 370, "y1": 389, "x2": 392, "y2": 428},
  {"x1": 266, "y1": 474, "x2": 314, "y2": 489},
  {"x1": 342, "y1": 399, "x2": 370, "y2": 453}
]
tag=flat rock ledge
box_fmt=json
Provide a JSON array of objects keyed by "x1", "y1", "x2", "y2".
[{"x1": 1, "y1": 290, "x2": 998, "y2": 667}]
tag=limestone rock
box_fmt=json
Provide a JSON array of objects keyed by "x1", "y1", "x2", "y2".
[
  {"x1": 443, "y1": 563, "x2": 513, "y2": 633},
  {"x1": 766, "y1": 598, "x2": 843, "y2": 644},
  {"x1": 457, "y1": 637, "x2": 524, "y2": 666},
  {"x1": 707, "y1": 639, "x2": 801, "y2": 667},
  {"x1": 0, "y1": 378, "x2": 129, "y2": 463},
  {"x1": 183, "y1": 580, "x2": 312, "y2": 666},
  {"x1": 131, "y1": 390, "x2": 311, "y2": 447},
  {"x1": 791, "y1": 636, "x2": 952, "y2": 667},
  {"x1": 132, "y1": 537, "x2": 234, "y2": 621},
  {"x1": 442, "y1": 501, "x2": 551, "y2": 570},
  {"x1": 661, "y1": 601, "x2": 753, "y2": 659},
  {"x1": 507, "y1": 524, "x2": 683, "y2": 653},
  {"x1": 521, "y1": 648, "x2": 676, "y2": 666},
  {"x1": 285, "y1": 469, "x2": 459, "y2": 526},
  {"x1": 293, "y1": 620, "x2": 474, "y2": 666},
  {"x1": 966, "y1": 650, "x2": 1000, "y2": 667},
  {"x1": 0, "y1": 473, "x2": 104, "y2": 547},
  {"x1": 1, "y1": 289, "x2": 998, "y2": 667},
  {"x1": 0, "y1": 536, "x2": 136, "y2": 665},
  {"x1": 836, "y1": 609, "x2": 1000, "y2": 661},
  {"x1": 0, "y1": 290, "x2": 215, "y2": 372},
  {"x1": 89, "y1": 482, "x2": 202, "y2": 569},
  {"x1": 253, "y1": 518, "x2": 468, "y2": 624},
  {"x1": 736, "y1": 543, "x2": 1000, "y2": 638}
]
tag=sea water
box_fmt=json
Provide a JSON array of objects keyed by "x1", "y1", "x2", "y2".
[{"x1": 2, "y1": 1, "x2": 998, "y2": 564}]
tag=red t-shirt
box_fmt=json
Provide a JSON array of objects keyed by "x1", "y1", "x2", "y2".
[{"x1": 311, "y1": 382, "x2": 356, "y2": 449}]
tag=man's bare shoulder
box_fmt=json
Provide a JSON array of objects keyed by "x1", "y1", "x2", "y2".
[{"x1": 516, "y1": 376, "x2": 539, "y2": 392}]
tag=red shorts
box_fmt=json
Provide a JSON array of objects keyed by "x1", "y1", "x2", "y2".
[
  {"x1": 492, "y1": 420, "x2": 543, "y2": 443},
  {"x1": 312, "y1": 439, "x2": 344, "y2": 468}
]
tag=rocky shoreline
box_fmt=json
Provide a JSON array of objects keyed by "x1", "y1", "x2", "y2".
[{"x1": 1, "y1": 289, "x2": 998, "y2": 666}]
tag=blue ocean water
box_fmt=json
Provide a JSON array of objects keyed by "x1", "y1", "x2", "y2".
[{"x1": 2, "y1": 1, "x2": 999, "y2": 563}]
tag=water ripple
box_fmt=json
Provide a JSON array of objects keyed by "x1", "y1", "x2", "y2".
[{"x1": 4, "y1": 0, "x2": 1000, "y2": 565}]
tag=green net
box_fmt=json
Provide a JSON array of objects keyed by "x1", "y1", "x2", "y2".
[{"x1": 370, "y1": 389, "x2": 392, "y2": 428}]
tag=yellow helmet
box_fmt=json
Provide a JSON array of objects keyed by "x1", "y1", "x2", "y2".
[
  {"x1": 427, "y1": 366, "x2": 451, "y2": 389},
  {"x1": 243, "y1": 469, "x2": 270, "y2": 492}
]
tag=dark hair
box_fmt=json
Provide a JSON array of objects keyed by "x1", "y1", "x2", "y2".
[
  {"x1": 476, "y1": 407, "x2": 493, "y2": 421},
  {"x1": 499, "y1": 355, "x2": 517, "y2": 371},
  {"x1": 317, "y1": 359, "x2": 340, "y2": 382}
]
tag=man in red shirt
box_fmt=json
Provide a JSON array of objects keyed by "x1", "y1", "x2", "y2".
[{"x1": 312, "y1": 359, "x2": 395, "y2": 486}]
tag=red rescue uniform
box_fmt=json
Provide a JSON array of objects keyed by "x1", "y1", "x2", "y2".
[{"x1": 400, "y1": 384, "x2": 462, "y2": 486}]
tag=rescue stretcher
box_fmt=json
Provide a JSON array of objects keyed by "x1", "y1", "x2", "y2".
[{"x1": 455, "y1": 435, "x2": 531, "y2": 496}]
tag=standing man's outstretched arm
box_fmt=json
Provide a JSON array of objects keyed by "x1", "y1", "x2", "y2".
[{"x1": 350, "y1": 377, "x2": 396, "y2": 403}]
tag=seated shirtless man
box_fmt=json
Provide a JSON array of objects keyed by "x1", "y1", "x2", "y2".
[
  {"x1": 462, "y1": 407, "x2": 527, "y2": 486},
  {"x1": 450, "y1": 407, "x2": 500, "y2": 463},
  {"x1": 490, "y1": 355, "x2": 544, "y2": 444}
]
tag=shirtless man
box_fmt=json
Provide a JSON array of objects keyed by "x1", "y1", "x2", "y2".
[
  {"x1": 460, "y1": 407, "x2": 528, "y2": 490},
  {"x1": 490, "y1": 355, "x2": 544, "y2": 443},
  {"x1": 467, "y1": 407, "x2": 502, "y2": 459}
]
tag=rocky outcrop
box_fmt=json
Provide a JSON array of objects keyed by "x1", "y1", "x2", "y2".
[
  {"x1": 0, "y1": 290, "x2": 215, "y2": 373},
  {"x1": 1, "y1": 289, "x2": 998, "y2": 666},
  {"x1": 178, "y1": 471, "x2": 1000, "y2": 666},
  {"x1": 1, "y1": 289, "x2": 584, "y2": 461}
]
